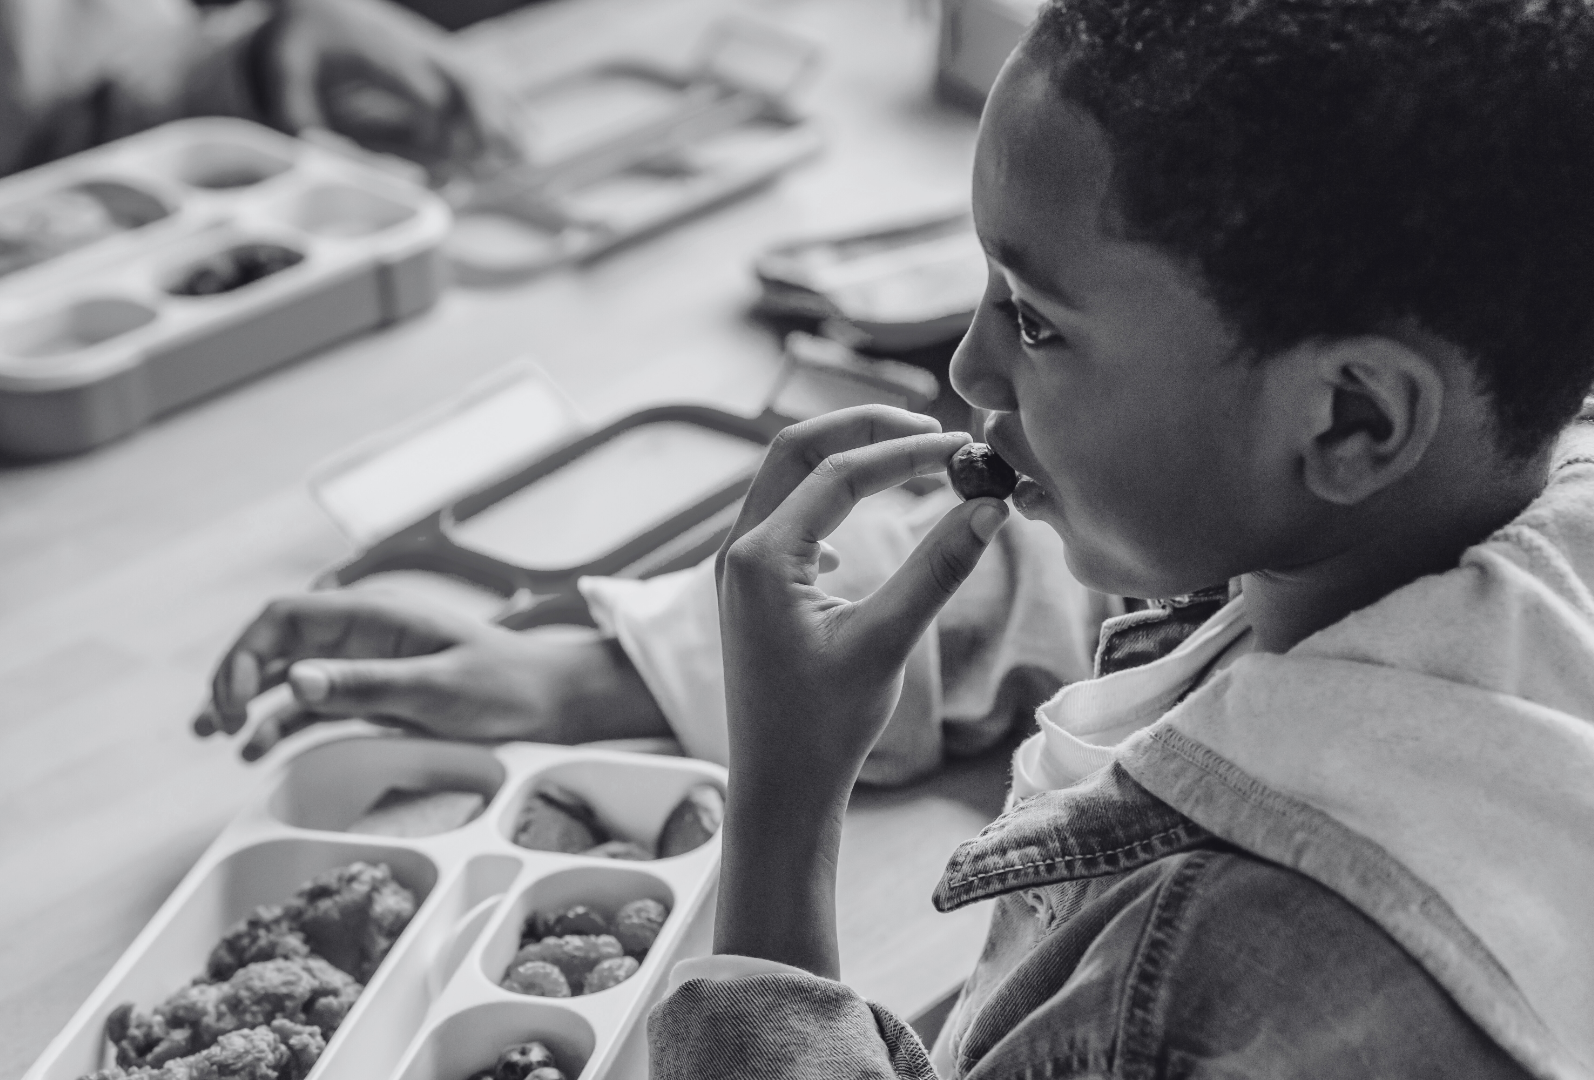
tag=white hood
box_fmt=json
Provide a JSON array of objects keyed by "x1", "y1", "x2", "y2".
[{"x1": 1119, "y1": 427, "x2": 1594, "y2": 1078}]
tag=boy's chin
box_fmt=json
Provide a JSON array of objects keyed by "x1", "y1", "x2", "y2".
[{"x1": 1060, "y1": 539, "x2": 1202, "y2": 602}]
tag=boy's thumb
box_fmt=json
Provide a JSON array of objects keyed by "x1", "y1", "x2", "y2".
[
  {"x1": 287, "y1": 656, "x2": 442, "y2": 719},
  {"x1": 859, "y1": 497, "x2": 1009, "y2": 656}
]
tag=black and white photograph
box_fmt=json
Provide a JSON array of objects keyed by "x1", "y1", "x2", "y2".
[{"x1": 3, "y1": 1, "x2": 1591, "y2": 1078}]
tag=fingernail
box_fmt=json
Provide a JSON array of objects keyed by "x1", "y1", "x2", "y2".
[
  {"x1": 970, "y1": 501, "x2": 1008, "y2": 543},
  {"x1": 241, "y1": 742, "x2": 265, "y2": 763},
  {"x1": 290, "y1": 663, "x2": 331, "y2": 703}
]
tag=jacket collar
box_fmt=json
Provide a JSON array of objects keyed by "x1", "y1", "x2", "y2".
[{"x1": 932, "y1": 762, "x2": 1211, "y2": 912}]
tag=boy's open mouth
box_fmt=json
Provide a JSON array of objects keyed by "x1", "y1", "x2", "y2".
[{"x1": 981, "y1": 419, "x2": 1046, "y2": 512}]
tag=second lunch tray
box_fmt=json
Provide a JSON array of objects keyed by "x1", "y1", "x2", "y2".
[{"x1": 0, "y1": 118, "x2": 451, "y2": 458}]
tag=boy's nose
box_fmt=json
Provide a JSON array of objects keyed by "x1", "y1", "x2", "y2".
[{"x1": 950, "y1": 308, "x2": 1020, "y2": 413}]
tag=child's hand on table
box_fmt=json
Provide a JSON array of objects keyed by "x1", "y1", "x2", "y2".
[
  {"x1": 194, "y1": 591, "x2": 667, "y2": 761},
  {"x1": 712, "y1": 406, "x2": 1009, "y2": 977}
]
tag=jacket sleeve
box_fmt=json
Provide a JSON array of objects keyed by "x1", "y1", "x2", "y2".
[{"x1": 648, "y1": 974, "x2": 937, "y2": 1080}]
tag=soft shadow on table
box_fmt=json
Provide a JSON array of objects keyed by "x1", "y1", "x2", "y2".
[{"x1": 847, "y1": 735, "x2": 1013, "y2": 822}]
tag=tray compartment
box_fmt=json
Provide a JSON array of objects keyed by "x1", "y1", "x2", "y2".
[
  {"x1": 503, "y1": 757, "x2": 724, "y2": 860},
  {"x1": 394, "y1": 1000, "x2": 595, "y2": 1080},
  {"x1": 319, "y1": 854, "x2": 522, "y2": 1080},
  {"x1": 164, "y1": 240, "x2": 307, "y2": 297},
  {"x1": 0, "y1": 296, "x2": 156, "y2": 359},
  {"x1": 268, "y1": 736, "x2": 506, "y2": 835},
  {"x1": 278, "y1": 183, "x2": 421, "y2": 239},
  {"x1": 482, "y1": 865, "x2": 676, "y2": 995},
  {"x1": 30, "y1": 836, "x2": 437, "y2": 1080},
  {"x1": 0, "y1": 179, "x2": 171, "y2": 280},
  {"x1": 170, "y1": 137, "x2": 295, "y2": 190}
]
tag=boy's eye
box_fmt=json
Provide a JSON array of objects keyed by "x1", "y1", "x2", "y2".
[{"x1": 994, "y1": 298, "x2": 1059, "y2": 347}]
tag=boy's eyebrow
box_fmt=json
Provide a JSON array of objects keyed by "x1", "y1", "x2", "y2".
[{"x1": 982, "y1": 236, "x2": 1082, "y2": 310}]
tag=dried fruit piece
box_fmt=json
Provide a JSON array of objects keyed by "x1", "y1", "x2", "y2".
[
  {"x1": 657, "y1": 784, "x2": 724, "y2": 858},
  {"x1": 546, "y1": 905, "x2": 610, "y2": 938},
  {"x1": 510, "y1": 934, "x2": 623, "y2": 988},
  {"x1": 584, "y1": 839, "x2": 654, "y2": 861},
  {"x1": 501, "y1": 959, "x2": 570, "y2": 998},
  {"x1": 513, "y1": 788, "x2": 601, "y2": 854},
  {"x1": 613, "y1": 898, "x2": 669, "y2": 956},
  {"x1": 947, "y1": 442, "x2": 1018, "y2": 501},
  {"x1": 583, "y1": 955, "x2": 641, "y2": 994},
  {"x1": 496, "y1": 1040, "x2": 559, "y2": 1080}
]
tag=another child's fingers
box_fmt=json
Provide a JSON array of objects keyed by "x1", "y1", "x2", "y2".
[
  {"x1": 211, "y1": 604, "x2": 306, "y2": 732},
  {"x1": 855, "y1": 498, "x2": 1010, "y2": 658},
  {"x1": 724, "y1": 407, "x2": 946, "y2": 560},
  {"x1": 753, "y1": 433, "x2": 973, "y2": 563},
  {"x1": 285, "y1": 654, "x2": 450, "y2": 728},
  {"x1": 240, "y1": 705, "x2": 320, "y2": 763},
  {"x1": 209, "y1": 591, "x2": 466, "y2": 733}
]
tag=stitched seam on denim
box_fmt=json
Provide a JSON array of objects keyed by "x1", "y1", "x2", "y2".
[
  {"x1": 1113, "y1": 850, "x2": 1216, "y2": 1080},
  {"x1": 950, "y1": 823, "x2": 1194, "y2": 888}
]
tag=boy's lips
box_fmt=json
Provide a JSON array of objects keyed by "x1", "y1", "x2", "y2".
[{"x1": 982, "y1": 419, "x2": 1049, "y2": 513}]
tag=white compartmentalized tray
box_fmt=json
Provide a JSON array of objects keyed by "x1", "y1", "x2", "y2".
[
  {"x1": 0, "y1": 118, "x2": 451, "y2": 459},
  {"x1": 25, "y1": 735, "x2": 725, "y2": 1080}
]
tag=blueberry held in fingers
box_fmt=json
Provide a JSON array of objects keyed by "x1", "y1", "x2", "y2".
[{"x1": 948, "y1": 443, "x2": 1019, "y2": 501}]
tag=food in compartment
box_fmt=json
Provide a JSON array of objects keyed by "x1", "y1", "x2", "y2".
[
  {"x1": 582, "y1": 955, "x2": 640, "y2": 994},
  {"x1": 541, "y1": 904, "x2": 608, "y2": 937},
  {"x1": 656, "y1": 783, "x2": 725, "y2": 858},
  {"x1": 0, "y1": 180, "x2": 168, "y2": 278},
  {"x1": 499, "y1": 960, "x2": 571, "y2": 998},
  {"x1": 81, "y1": 861, "x2": 416, "y2": 1080},
  {"x1": 501, "y1": 897, "x2": 670, "y2": 998},
  {"x1": 169, "y1": 243, "x2": 303, "y2": 297},
  {"x1": 581, "y1": 839, "x2": 652, "y2": 860},
  {"x1": 512, "y1": 787, "x2": 603, "y2": 854},
  {"x1": 463, "y1": 1039, "x2": 570, "y2": 1080},
  {"x1": 612, "y1": 897, "x2": 668, "y2": 955},
  {"x1": 84, "y1": 1019, "x2": 325, "y2": 1080},
  {"x1": 511, "y1": 782, "x2": 723, "y2": 860},
  {"x1": 948, "y1": 442, "x2": 1019, "y2": 502},
  {"x1": 347, "y1": 788, "x2": 486, "y2": 838}
]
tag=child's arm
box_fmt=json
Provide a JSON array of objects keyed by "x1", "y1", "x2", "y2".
[
  {"x1": 194, "y1": 591, "x2": 670, "y2": 758},
  {"x1": 710, "y1": 406, "x2": 1009, "y2": 975}
]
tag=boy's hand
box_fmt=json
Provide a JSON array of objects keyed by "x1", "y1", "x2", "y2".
[
  {"x1": 713, "y1": 406, "x2": 1009, "y2": 976},
  {"x1": 194, "y1": 591, "x2": 667, "y2": 760}
]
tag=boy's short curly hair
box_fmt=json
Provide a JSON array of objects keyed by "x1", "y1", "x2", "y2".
[{"x1": 1028, "y1": 0, "x2": 1594, "y2": 457}]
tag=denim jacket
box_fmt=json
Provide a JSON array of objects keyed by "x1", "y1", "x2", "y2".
[{"x1": 648, "y1": 598, "x2": 1540, "y2": 1079}]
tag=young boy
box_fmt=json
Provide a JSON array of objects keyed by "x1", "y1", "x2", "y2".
[{"x1": 649, "y1": 2, "x2": 1594, "y2": 1077}]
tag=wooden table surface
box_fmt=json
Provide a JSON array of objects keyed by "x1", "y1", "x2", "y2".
[{"x1": 0, "y1": 1, "x2": 999, "y2": 1075}]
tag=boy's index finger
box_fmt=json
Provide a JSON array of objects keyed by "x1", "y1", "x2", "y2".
[
  {"x1": 723, "y1": 407, "x2": 947, "y2": 561},
  {"x1": 757, "y1": 432, "x2": 973, "y2": 557}
]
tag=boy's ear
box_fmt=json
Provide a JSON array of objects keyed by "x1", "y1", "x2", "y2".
[{"x1": 1299, "y1": 337, "x2": 1445, "y2": 506}]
